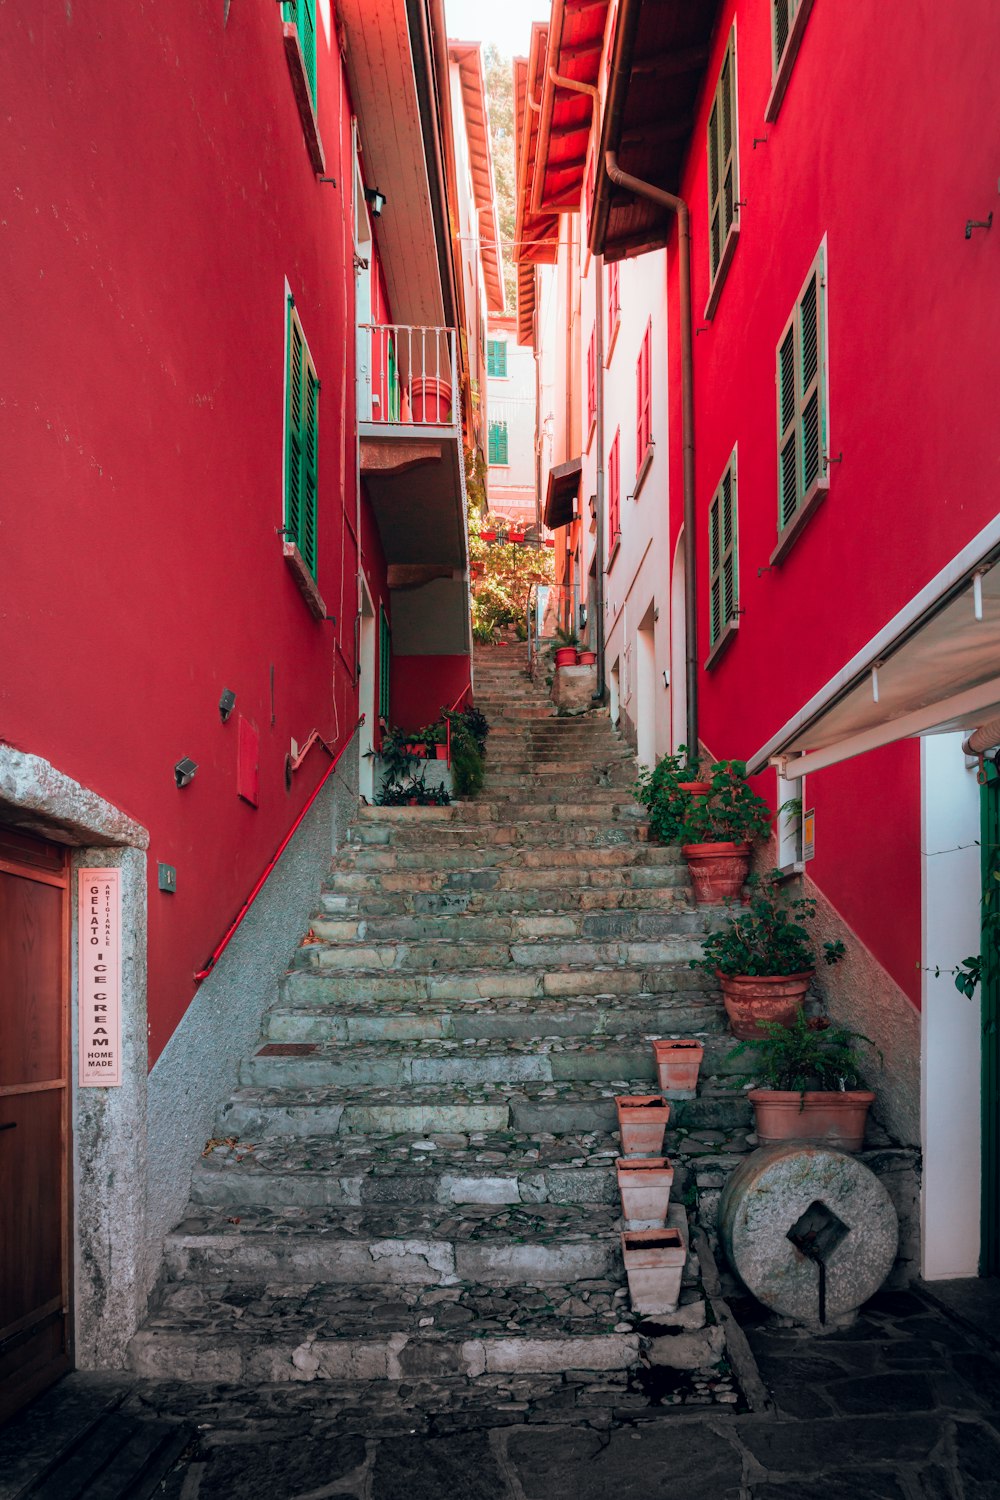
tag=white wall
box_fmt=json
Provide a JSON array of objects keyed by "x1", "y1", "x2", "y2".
[
  {"x1": 486, "y1": 322, "x2": 536, "y2": 498},
  {"x1": 921, "y1": 732, "x2": 983, "y2": 1278}
]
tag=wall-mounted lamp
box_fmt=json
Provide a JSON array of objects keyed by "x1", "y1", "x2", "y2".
[
  {"x1": 364, "y1": 187, "x2": 387, "y2": 219},
  {"x1": 174, "y1": 757, "x2": 199, "y2": 789},
  {"x1": 219, "y1": 689, "x2": 237, "y2": 723}
]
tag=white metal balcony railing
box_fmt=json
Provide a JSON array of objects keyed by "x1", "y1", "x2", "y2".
[{"x1": 358, "y1": 323, "x2": 459, "y2": 428}]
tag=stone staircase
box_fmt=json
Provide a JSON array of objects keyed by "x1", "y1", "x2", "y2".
[{"x1": 129, "y1": 645, "x2": 753, "y2": 1402}]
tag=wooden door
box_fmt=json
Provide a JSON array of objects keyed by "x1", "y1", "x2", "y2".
[{"x1": 0, "y1": 826, "x2": 71, "y2": 1422}]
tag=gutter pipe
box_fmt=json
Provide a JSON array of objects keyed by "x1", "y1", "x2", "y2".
[
  {"x1": 605, "y1": 150, "x2": 697, "y2": 754},
  {"x1": 593, "y1": 249, "x2": 606, "y2": 702}
]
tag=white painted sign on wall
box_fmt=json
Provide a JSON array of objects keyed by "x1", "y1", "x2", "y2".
[{"x1": 78, "y1": 868, "x2": 122, "y2": 1087}]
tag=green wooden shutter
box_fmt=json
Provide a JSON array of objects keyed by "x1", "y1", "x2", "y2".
[
  {"x1": 487, "y1": 339, "x2": 507, "y2": 378},
  {"x1": 489, "y1": 420, "x2": 508, "y2": 465},
  {"x1": 776, "y1": 246, "x2": 827, "y2": 534},
  {"x1": 285, "y1": 298, "x2": 319, "y2": 578},
  {"x1": 708, "y1": 452, "x2": 738, "y2": 647},
  {"x1": 387, "y1": 336, "x2": 400, "y2": 422},
  {"x1": 379, "y1": 606, "x2": 391, "y2": 722},
  {"x1": 282, "y1": 0, "x2": 316, "y2": 102},
  {"x1": 707, "y1": 30, "x2": 738, "y2": 284}
]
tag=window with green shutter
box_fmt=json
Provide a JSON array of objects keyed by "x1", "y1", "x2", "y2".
[
  {"x1": 766, "y1": 0, "x2": 814, "y2": 121},
  {"x1": 285, "y1": 297, "x2": 319, "y2": 580},
  {"x1": 775, "y1": 244, "x2": 828, "y2": 545},
  {"x1": 282, "y1": 0, "x2": 317, "y2": 103},
  {"x1": 487, "y1": 339, "x2": 508, "y2": 379},
  {"x1": 708, "y1": 450, "x2": 738, "y2": 655},
  {"x1": 488, "y1": 420, "x2": 509, "y2": 466},
  {"x1": 379, "y1": 606, "x2": 391, "y2": 723},
  {"x1": 706, "y1": 28, "x2": 739, "y2": 312}
]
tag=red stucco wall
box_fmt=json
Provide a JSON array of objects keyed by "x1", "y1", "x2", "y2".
[
  {"x1": 390, "y1": 656, "x2": 473, "y2": 735},
  {"x1": 664, "y1": 0, "x2": 999, "y2": 1006},
  {"x1": 0, "y1": 1, "x2": 382, "y2": 1061}
]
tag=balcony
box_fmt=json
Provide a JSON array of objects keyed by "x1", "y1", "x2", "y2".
[{"x1": 358, "y1": 323, "x2": 469, "y2": 654}]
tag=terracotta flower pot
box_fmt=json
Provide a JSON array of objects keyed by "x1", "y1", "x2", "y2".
[
  {"x1": 748, "y1": 1088, "x2": 875, "y2": 1152},
  {"x1": 409, "y1": 375, "x2": 453, "y2": 424},
  {"x1": 615, "y1": 1094, "x2": 671, "y2": 1155},
  {"x1": 681, "y1": 841, "x2": 751, "y2": 903},
  {"x1": 621, "y1": 1228, "x2": 686, "y2": 1314},
  {"x1": 719, "y1": 971, "x2": 812, "y2": 1039},
  {"x1": 509, "y1": 531, "x2": 525, "y2": 543},
  {"x1": 651, "y1": 1039, "x2": 705, "y2": 1097},
  {"x1": 678, "y1": 780, "x2": 712, "y2": 797},
  {"x1": 554, "y1": 646, "x2": 579, "y2": 668},
  {"x1": 578, "y1": 650, "x2": 597, "y2": 665},
  {"x1": 480, "y1": 530, "x2": 497, "y2": 542},
  {"x1": 616, "y1": 1157, "x2": 674, "y2": 1229},
  {"x1": 434, "y1": 745, "x2": 448, "y2": 760},
  {"x1": 404, "y1": 743, "x2": 427, "y2": 758},
  {"x1": 544, "y1": 537, "x2": 555, "y2": 548}
]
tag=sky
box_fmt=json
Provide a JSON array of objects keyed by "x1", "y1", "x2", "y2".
[{"x1": 444, "y1": 0, "x2": 550, "y2": 60}]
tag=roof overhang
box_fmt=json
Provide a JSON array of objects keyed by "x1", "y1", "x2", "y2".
[
  {"x1": 533, "y1": 0, "x2": 609, "y2": 216},
  {"x1": 513, "y1": 29, "x2": 560, "y2": 344},
  {"x1": 449, "y1": 41, "x2": 505, "y2": 315},
  {"x1": 590, "y1": 0, "x2": 721, "y2": 261},
  {"x1": 543, "y1": 456, "x2": 582, "y2": 529},
  {"x1": 339, "y1": 0, "x2": 449, "y2": 327},
  {"x1": 748, "y1": 518, "x2": 1000, "y2": 781}
]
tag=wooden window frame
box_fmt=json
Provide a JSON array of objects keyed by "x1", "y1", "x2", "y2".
[
  {"x1": 765, "y1": 0, "x2": 815, "y2": 123},
  {"x1": 771, "y1": 242, "x2": 829, "y2": 565},
  {"x1": 586, "y1": 325, "x2": 597, "y2": 444},
  {"x1": 608, "y1": 427, "x2": 621, "y2": 565},
  {"x1": 635, "y1": 319, "x2": 653, "y2": 483},
  {"x1": 705, "y1": 26, "x2": 740, "y2": 320},
  {"x1": 281, "y1": 0, "x2": 324, "y2": 174},
  {"x1": 606, "y1": 260, "x2": 621, "y2": 363},
  {"x1": 283, "y1": 295, "x2": 326, "y2": 619},
  {"x1": 706, "y1": 447, "x2": 739, "y2": 667}
]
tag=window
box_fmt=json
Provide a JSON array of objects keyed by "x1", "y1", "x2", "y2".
[
  {"x1": 487, "y1": 338, "x2": 508, "y2": 379},
  {"x1": 708, "y1": 449, "x2": 738, "y2": 657},
  {"x1": 586, "y1": 326, "x2": 597, "y2": 433},
  {"x1": 766, "y1": 0, "x2": 815, "y2": 122},
  {"x1": 608, "y1": 428, "x2": 621, "y2": 550},
  {"x1": 635, "y1": 319, "x2": 652, "y2": 473},
  {"x1": 607, "y1": 262, "x2": 620, "y2": 335},
  {"x1": 706, "y1": 27, "x2": 739, "y2": 316},
  {"x1": 379, "y1": 605, "x2": 391, "y2": 724},
  {"x1": 282, "y1": 0, "x2": 316, "y2": 103},
  {"x1": 774, "y1": 244, "x2": 828, "y2": 555},
  {"x1": 488, "y1": 419, "x2": 509, "y2": 466},
  {"x1": 285, "y1": 296, "x2": 319, "y2": 580}
]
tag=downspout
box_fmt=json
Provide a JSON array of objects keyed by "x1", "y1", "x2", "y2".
[
  {"x1": 593, "y1": 250, "x2": 606, "y2": 702},
  {"x1": 533, "y1": 285, "x2": 543, "y2": 537},
  {"x1": 605, "y1": 150, "x2": 697, "y2": 753}
]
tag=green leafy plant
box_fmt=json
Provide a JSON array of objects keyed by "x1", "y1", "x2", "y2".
[
  {"x1": 691, "y1": 870, "x2": 847, "y2": 978},
  {"x1": 679, "y1": 759, "x2": 773, "y2": 846},
  {"x1": 632, "y1": 745, "x2": 706, "y2": 844},
  {"x1": 450, "y1": 720, "x2": 485, "y2": 798},
  {"x1": 729, "y1": 1008, "x2": 881, "y2": 1093},
  {"x1": 444, "y1": 705, "x2": 489, "y2": 757},
  {"x1": 417, "y1": 721, "x2": 445, "y2": 748},
  {"x1": 379, "y1": 727, "x2": 422, "y2": 786},
  {"x1": 376, "y1": 780, "x2": 451, "y2": 807}
]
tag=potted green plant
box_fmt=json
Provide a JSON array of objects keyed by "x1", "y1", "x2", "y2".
[
  {"x1": 678, "y1": 759, "x2": 773, "y2": 903},
  {"x1": 552, "y1": 626, "x2": 580, "y2": 668},
  {"x1": 691, "y1": 870, "x2": 845, "y2": 1038},
  {"x1": 418, "y1": 721, "x2": 448, "y2": 760},
  {"x1": 632, "y1": 745, "x2": 705, "y2": 845},
  {"x1": 730, "y1": 1009, "x2": 881, "y2": 1151}
]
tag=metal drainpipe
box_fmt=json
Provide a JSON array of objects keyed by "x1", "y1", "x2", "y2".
[
  {"x1": 593, "y1": 251, "x2": 606, "y2": 702},
  {"x1": 605, "y1": 151, "x2": 697, "y2": 753},
  {"x1": 533, "y1": 287, "x2": 543, "y2": 537}
]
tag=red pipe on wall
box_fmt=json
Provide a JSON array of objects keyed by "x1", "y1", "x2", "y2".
[{"x1": 193, "y1": 715, "x2": 364, "y2": 982}]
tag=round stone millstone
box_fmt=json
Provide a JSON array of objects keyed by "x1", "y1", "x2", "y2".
[{"x1": 718, "y1": 1144, "x2": 898, "y2": 1326}]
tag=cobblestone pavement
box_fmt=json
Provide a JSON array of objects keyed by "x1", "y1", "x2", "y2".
[{"x1": 5, "y1": 1281, "x2": 999, "y2": 1499}]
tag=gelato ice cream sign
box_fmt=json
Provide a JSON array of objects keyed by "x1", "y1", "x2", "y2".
[{"x1": 78, "y1": 869, "x2": 122, "y2": 1086}]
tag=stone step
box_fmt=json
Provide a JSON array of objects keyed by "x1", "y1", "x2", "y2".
[
  {"x1": 217, "y1": 1079, "x2": 752, "y2": 1140},
  {"x1": 191, "y1": 1129, "x2": 625, "y2": 1209},
  {"x1": 292, "y1": 934, "x2": 706, "y2": 974},
  {"x1": 341, "y1": 843, "x2": 678, "y2": 872},
  {"x1": 281, "y1": 962, "x2": 719, "y2": 1005},
  {"x1": 162, "y1": 1202, "x2": 629, "y2": 1285},
  {"x1": 349, "y1": 823, "x2": 643, "y2": 850},
  {"x1": 359, "y1": 797, "x2": 642, "y2": 824},
  {"x1": 127, "y1": 1278, "x2": 646, "y2": 1384},
  {"x1": 263, "y1": 994, "x2": 728, "y2": 1044},
  {"x1": 327, "y1": 857, "x2": 685, "y2": 893},
  {"x1": 242, "y1": 1033, "x2": 740, "y2": 1090},
  {"x1": 319, "y1": 882, "x2": 689, "y2": 919},
  {"x1": 306, "y1": 907, "x2": 706, "y2": 946}
]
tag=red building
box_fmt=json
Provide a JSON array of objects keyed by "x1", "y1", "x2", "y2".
[
  {"x1": 0, "y1": 0, "x2": 492, "y2": 1414},
  {"x1": 526, "y1": 0, "x2": 1000, "y2": 1282}
]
